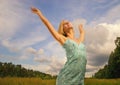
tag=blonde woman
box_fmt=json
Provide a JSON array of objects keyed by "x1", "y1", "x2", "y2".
[{"x1": 31, "y1": 7, "x2": 87, "y2": 85}]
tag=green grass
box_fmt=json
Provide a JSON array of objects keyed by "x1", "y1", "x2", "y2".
[
  {"x1": 85, "y1": 78, "x2": 120, "y2": 85},
  {"x1": 0, "y1": 77, "x2": 55, "y2": 85},
  {"x1": 0, "y1": 77, "x2": 120, "y2": 85}
]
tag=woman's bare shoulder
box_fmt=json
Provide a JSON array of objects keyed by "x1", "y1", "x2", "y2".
[{"x1": 58, "y1": 34, "x2": 67, "y2": 45}]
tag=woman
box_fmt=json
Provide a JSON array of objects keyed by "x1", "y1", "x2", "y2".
[{"x1": 31, "y1": 7, "x2": 87, "y2": 85}]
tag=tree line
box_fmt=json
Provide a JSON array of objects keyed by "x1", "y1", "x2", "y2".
[
  {"x1": 0, "y1": 62, "x2": 57, "y2": 79},
  {"x1": 94, "y1": 37, "x2": 120, "y2": 79}
]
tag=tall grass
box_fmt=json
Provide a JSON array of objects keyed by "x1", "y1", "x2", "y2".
[
  {"x1": 0, "y1": 77, "x2": 56, "y2": 85},
  {"x1": 0, "y1": 77, "x2": 120, "y2": 85},
  {"x1": 85, "y1": 78, "x2": 120, "y2": 85}
]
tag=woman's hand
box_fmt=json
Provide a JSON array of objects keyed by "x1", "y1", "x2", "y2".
[
  {"x1": 31, "y1": 7, "x2": 41, "y2": 15},
  {"x1": 78, "y1": 24, "x2": 84, "y2": 33},
  {"x1": 78, "y1": 24, "x2": 84, "y2": 43},
  {"x1": 79, "y1": 24, "x2": 83, "y2": 29}
]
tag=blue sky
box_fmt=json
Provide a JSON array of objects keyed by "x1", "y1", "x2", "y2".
[{"x1": 0, "y1": 0, "x2": 120, "y2": 77}]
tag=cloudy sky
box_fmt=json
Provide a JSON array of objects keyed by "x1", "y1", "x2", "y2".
[{"x1": 0, "y1": 0, "x2": 120, "y2": 77}]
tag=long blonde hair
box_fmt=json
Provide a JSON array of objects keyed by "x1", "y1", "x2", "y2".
[{"x1": 58, "y1": 20, "x2": 67, "y2": 37}]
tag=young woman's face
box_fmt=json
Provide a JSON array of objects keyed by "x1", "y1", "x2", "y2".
[{"x1": 63, "y1": 20, "x2": 73, "y2": 33}]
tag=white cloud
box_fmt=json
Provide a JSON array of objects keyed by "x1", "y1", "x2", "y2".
[
  {"x1": 23, "y1": 64, "x2": 50, "y2": 74},
  {"x1": 85, "y1": 64, "x2": 99, "y2": 77},
  {"x1": 28, "y1": 40, "x2": 67, "y2": 75},
  {"x1": 34, "y1": 55, "x2": 51, "y2": 63},
  {"x1": 19, "y1": 55, "x2": 29, "y2": 60},
  {"x1": 0, "y1": 0, "x2": 30, "y2": 40},
  {"x1": 99, "y1": 21, "x2": 120, "y2": 41},
  {"x1": 47, "y1": 57, "x2": 65, "y2": 75},
  {"x1": 23, "y1": 55, "x2": 66, "y2": 75},
  {"x1": 1, "y1": 34, "x2": 46, "y2": 53},
  {"x1": 0, "y1": 54, "x2": 29, "y2": 61},
  {"x1": 1, "y1": 39, "x2": 21, "y2": 52},
  {"x1": 23, "y1": 41, "x2": 66, "y2": 75},
  {"x1": 0, "y1": 0, "x2": 47, "y2": 52},
  {"x1": 85, "y1": 21, "x2": 120, "y2": 77},
  {"x1": 24, "y1": 47, "x2": 45, "y2": 56},
  {"x1": 33, "y1": 44, "x2": 66, "y2": 74},
  {"x1": 25, "y1": 47, "x2": 37, "y2": 54},
  {"x1": 38, "y1": 49, "x2": 44, "y2": 55},
  {"x1": 44, "y1": 41, "x2": 66, "y2": 59}
]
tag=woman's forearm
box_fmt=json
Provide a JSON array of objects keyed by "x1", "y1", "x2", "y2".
[
  {"x1": 31, "y1": 7, "x2": 61, "y2": 41},
  {"x1": 78, "y1": 24, "x2": 85, "y2": 43},
  {"x1": 37, "y1": 11, "x2": 60, "y2": 39},
  {"x1": 79, "y1": 24, "x2": 84, "y2": 33},
  {"x1": 37, "y1": 11, "x2": 53, "y2": 30}
]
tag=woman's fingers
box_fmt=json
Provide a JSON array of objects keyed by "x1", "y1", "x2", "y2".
[
  {"x1": 31, "y1": 7, "x2": 41, "y2": 15},
  {"x1": 31, "y1": 7, "x2": 36, "y2": 12},
  {"x1": 31, "y1": 7, "x2": 39, "y2": 14},
  {"x1": 79, "y1": 24, "x2": 83, "y2": 29}
]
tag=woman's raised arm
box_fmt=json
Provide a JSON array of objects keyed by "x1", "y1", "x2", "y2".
[
  {"x1": 78, "y1": 24, "x2": 85, "y2": 43},
  {"x1": 31, "y1": 7, "x2": 63, "y2": 41}
]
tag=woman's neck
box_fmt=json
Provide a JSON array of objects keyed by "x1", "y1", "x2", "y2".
[{"x1": 67, "y1": 33, "x2": 74, "y2": 40}]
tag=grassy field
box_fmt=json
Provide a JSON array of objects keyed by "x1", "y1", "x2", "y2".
[{"x1": 0, "y1": 77, "x2": 120, "y2": 85}]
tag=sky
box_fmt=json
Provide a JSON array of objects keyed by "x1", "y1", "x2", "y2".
[{"x1": 0, "y1": 0, "x2": 120, "y2": 77}]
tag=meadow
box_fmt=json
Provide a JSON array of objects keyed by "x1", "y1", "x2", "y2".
[{"x1": 0, "y1": 77, "x2": 120, "y2": 85}]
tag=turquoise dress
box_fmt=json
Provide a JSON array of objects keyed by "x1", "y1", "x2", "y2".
[{"x1": 56, "y1": 39, "x2": 87, "y2": 85}]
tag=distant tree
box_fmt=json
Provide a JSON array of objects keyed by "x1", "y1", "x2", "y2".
[
  {"x1": 0, "y1": 62, "x2": 55, "y2": 79},
  {"x1": 94, "y1": 37, "x2": 120, "y2": 78},
  {"x1": 108, "y1": 37, "x2": 120, "y2": 78}
]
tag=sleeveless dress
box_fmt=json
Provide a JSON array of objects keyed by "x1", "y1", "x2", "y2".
[{"x1": 56, "y1": 39, "x2": 87, "y2": 85}]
